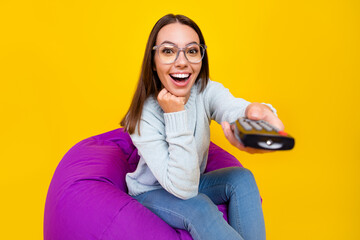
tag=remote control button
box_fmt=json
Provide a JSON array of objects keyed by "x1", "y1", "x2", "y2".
[
  {"x1": 249, "y1": 121, "x2": 262, "y2": 131},
  {"x1": 258, "y1": 141, "x2": 283, "y2": 149},
  {"x1": 278, "y1": 131, "x2": 288, "y2": 136},
  {"x1": 258, "y1": 121, "x2": 273, "y2": 131},
  {"x1": 239, "y1": 119, "x2": 252, "y2": 131}
]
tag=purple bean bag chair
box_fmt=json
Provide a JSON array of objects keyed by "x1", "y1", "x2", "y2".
[{"x1": 44, "y1": 128, "x2": 243, "y2": 239}]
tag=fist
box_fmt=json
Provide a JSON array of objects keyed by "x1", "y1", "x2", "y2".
[
  {"x1": 245, "y1": 102, "x2": 284, "y2": 131},
  {"x1": 222, "y1": 102, "x2": 285, "y2": 154},
  {"x1": 157, "y1": 88, "x2": 186, "y2": 113}
]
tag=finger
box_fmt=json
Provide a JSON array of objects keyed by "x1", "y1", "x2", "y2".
[
  {"x1": 221, "y1": 122, "x2": 246, "y2": 150},
  {"x1": 261, "y1": 110, "x2": 284, "y2": 131},
  {"x1": 157, "y1": 88, "x2": 168, "y2": 100},
  {"x1": 178, "y1": 97, "x2": 186, "y2": 105},
  {"x1": 161, "y1": 90, "x2": 174, "y2": 102},
  {"x1": 246, "y1": 103, "x2": 265, "y2": 120}
]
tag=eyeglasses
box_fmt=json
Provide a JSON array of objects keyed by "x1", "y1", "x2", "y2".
[{"x1": 153, "y1": 43, "x2": 207, "y2": 64}]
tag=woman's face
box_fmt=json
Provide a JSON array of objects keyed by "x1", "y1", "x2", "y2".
[{"x1": 154, "y1": 23, "x2": 202, "y2": 101}]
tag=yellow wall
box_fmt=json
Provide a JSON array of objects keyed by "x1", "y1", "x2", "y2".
[{"x1": 1, "y1": 0, "x2": 359, "y2": 239}]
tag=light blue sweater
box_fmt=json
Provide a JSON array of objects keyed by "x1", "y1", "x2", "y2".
[{"x1": 126, "y1": 80, "x2": 273, "y2": 200}]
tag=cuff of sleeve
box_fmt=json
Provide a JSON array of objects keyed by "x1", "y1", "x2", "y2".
[
  {"x1": 261, "y1": 103, "x2": 278, "y2": 116},
  {"x1": 164, "y1": 110, "x2": 188, "y2": 133}
]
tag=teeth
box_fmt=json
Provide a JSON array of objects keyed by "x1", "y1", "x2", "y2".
[{"x1": 171, "y1": 73, "x2": 190, "y2": 78}]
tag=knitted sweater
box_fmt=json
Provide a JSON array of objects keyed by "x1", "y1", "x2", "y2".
[{"x1": 126, "y1": 80, "x2": 272, "y2": 200}]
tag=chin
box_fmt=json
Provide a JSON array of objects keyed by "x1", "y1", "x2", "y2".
[{"x1": 170, "y1": 90, "x2": 189, "y2": 97}]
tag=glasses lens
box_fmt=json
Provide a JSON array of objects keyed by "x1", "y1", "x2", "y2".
[
  {"x1": 158, "y1": 44, "x2": 177, "y2": 64},
  {"x1": 185, "y1": 44, "x2": 204, "y2": 63}
]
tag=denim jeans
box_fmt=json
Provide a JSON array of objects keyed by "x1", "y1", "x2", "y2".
[{"x1": 133, "y1": 167, "x2": 265, "y2": 240}]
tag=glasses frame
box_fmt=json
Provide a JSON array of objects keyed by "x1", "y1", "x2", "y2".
[{"x1": 152, "y1": 43, "x2": 207, "y2": 64}]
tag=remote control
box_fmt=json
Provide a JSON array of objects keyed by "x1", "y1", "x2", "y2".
[{"x1": 234, "y1": 118, "x2": 295, "y2": 150}]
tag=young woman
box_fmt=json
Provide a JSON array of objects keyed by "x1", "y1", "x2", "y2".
[{"x1": 121, "y1": 14, "x2": 284, "y2": 240}]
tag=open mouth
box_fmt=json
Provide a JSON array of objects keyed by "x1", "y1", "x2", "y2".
[{"x1": 170, "y1": 73, "x2": 191, "y2": 82}]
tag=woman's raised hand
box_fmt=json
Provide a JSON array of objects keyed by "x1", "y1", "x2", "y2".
[
  {"x1": 157, "y1": 88, "x2": 186, "y2": 113},
  {"x1": 221, "y1": 102, "x2": 284, "y2": 154}
]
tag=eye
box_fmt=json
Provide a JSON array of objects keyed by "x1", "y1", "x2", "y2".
[
  {"x1": 160, "y1": 47, "x2": 176, "y2": 55},
  {"x1": 187, "y1": 47, "x2": 199, "y2": 55}
]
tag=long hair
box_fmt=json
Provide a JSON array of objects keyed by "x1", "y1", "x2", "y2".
[{"x1": 120, "y1": 14, "x2": 210, "y2": 134}]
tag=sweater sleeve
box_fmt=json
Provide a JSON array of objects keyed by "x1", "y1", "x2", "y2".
[
  {"x1": 130, "y1": 103, "x2": 200, "y2": 200},
  {"x1": 204, "y1": 80, "x2": 251, "y2": 124},
  {"x1": 204, "y1": 80, "x2": 278, "y2": 123}
]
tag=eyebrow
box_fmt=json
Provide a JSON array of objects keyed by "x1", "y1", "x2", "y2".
[{"x1": 159, "y1": 40, "x2": 199, "y2": 46}]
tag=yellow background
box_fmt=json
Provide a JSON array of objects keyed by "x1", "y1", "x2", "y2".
[{"x1": 1, "y1": 0, "x2": 359, "y2": 239}]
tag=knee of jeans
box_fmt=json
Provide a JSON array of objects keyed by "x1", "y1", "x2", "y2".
[
  {"x1": 228, "y1": 167, "x2": 258, "y2": 192},
  {"x1": 188, "y1": 194, "x2": 223, "y2": 221}
]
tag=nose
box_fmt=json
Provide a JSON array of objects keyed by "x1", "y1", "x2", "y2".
[{"x1": 174, "y1": 50, "x2": 188, "y2": 67}]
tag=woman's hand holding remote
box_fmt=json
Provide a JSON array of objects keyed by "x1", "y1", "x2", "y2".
[{"x1": 222, "y1": 102, "x2": 284, "y2": 154}]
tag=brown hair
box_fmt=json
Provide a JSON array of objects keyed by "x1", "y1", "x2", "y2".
[{"x1": 120, "y1": 14, "x2": 210, "y2": 134}]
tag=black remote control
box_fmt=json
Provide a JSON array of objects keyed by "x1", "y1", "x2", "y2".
[{"x1": 234, "y1": 118, "x2": 295, "y2": 150}]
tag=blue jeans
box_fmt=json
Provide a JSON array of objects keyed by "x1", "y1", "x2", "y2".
[{"x1": 133, "y1": 167, "x2": 265, "y2": 240}]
